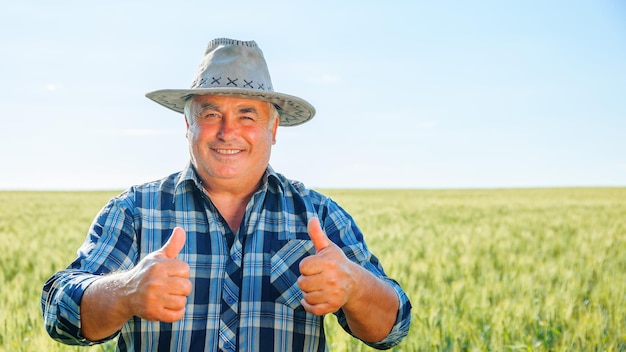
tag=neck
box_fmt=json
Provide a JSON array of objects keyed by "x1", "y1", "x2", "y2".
[{"x1": 201, "y1": 178, "x2": 262, "y2": 234}]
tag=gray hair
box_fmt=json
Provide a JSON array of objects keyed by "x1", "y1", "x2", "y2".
[{"x1": 184, "y1": 96, "x2": 279, "y2": 128}]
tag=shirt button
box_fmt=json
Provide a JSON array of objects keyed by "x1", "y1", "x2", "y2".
[{"x1": 226, "y1": 296, "x2": 235, "y2": 305}]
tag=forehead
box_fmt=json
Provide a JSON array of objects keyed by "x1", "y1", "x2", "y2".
[{"x1": 192, "y1": 94, "x2": 269, "y2": 111}]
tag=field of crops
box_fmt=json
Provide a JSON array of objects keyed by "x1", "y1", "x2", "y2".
[{"x1": 1, "y1": 188, "x2": 625, "y2": 351}]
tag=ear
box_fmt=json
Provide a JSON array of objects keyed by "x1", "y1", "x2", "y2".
[
  {"x1": 271, "y1": 114, "x2": 279, "y2": 145},
  {"x1": 184, "y1": 116, "x2": 190, "y2": 139},
  {"x1": 184, "y1": 95, "x2": 196, "y2": 131}
]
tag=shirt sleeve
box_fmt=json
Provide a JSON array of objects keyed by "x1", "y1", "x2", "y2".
[
  {"x1": 317, "y1": 196, "x2": 413, "y2": 349},
  {"x1": 41, "y1": 190, "x2": 139, "y2": 345},
  {"x1": 41, "y1": 271, "x2": 109, "y2": 345}
]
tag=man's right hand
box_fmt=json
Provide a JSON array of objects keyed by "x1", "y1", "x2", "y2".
[
  {"x1": 123, "y1": 227, "x2": 192, "y2": 322},
  {"x1": 81, "y1": 227, "x2": 192, "y2": 341}
]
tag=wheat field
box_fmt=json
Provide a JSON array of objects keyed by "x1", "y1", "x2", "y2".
[{"x1": 1, "y1": 188, "x2": 625, "y2": 351}]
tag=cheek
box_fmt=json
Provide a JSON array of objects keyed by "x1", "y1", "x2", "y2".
[
  {"x1": 187, "y1": 124, "x2": 208, "y2": 142},
  {"x1": 259, "y1": 131, "x2": 276, "y2": 150}
]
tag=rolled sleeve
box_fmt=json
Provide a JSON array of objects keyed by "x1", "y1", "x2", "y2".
[
  {"x1": 41, "y1": 190, "x2": 137, "y2": 346},
  {"x1": 318, "y1": 198, "x2": 412, "y2": 349},
  {"x1": 41, "y1": 272, "x2": 112, "y2": 345}
]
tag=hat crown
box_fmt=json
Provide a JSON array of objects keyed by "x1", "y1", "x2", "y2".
[{"x1": 190, "y1": 38, "x2": 274, "y2": 93}]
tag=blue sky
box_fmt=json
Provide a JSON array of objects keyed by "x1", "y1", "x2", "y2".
[{"x1": 1, "y1": 1, "x2": 625, "y2": 189}]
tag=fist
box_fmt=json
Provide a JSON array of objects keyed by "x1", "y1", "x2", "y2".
[
  {"x1": 125, "y1": 227, "x2": 192, "y2": 322},
  {"x1": 297, "y1": 218, "x2": 359, "y2": 316}
]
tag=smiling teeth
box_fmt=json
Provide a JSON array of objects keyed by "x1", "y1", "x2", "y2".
[{"x1": 216, "y1": 149, "x2": 240, "y2": 155}]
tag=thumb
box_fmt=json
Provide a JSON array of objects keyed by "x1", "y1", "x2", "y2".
[
  {"x1": 159, "y1": 227, "x2": 186, "y2": 259},
  {"x1": 308, "y1": 217, "x2": 331, "y2": 253}
]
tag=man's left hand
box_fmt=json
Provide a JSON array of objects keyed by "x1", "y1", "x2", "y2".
[{"x1": 297, "y1": 218, "x2": 361, "y2": 315}]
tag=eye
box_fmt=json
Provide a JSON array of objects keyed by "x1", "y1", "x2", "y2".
[{"x1": 203, "y1": 112, "x2": 219, "y2": 119}]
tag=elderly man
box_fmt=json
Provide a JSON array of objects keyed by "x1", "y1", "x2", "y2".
[{"x1": 42, "y1": 38, "x2": 411, "y2": 351}]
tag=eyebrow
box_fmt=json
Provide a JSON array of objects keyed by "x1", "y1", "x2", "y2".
[
  {"x1": 238, "y1": 107, "x2": 259, "y2": 114},
  {"x1": 197, "y1": 103, "x2": 259, "y2": 115},
  {"x1": 198, "y1": 103, "x2": 219, "y2": 112}
]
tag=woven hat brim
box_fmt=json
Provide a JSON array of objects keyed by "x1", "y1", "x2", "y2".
[{"x1": 146, "y1": 88, "x2": 315, "y2": 127}]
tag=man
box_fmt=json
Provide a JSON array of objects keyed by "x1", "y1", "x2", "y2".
[{"x1": 42, "y1": 38, "x2": 411, "y2": 351}]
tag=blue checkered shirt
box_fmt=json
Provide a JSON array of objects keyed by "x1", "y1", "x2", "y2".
[{"x1": 42, "y1": 163, "x2": 412, "y2": 351}]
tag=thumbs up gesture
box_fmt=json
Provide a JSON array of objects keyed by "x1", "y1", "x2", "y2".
[
  {"x1": 125, "y1": 227, "x2": 192, "y2": 322},
  {"x1": 297, "y1": 218, "x2": 361, "y2": 316}
]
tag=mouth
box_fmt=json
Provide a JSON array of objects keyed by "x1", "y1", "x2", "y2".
[{"x1": 214, "y1": 148, "x2": 243, "y2": 155}]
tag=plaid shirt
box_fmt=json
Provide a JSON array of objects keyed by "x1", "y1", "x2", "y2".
[{"x1": 42, "y1": 163, "x2": 412, "y2": 351}]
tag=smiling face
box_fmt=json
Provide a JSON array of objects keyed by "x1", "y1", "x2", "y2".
[{"x1": 185, "y1": 94, "x2": 279, "y2": 193}]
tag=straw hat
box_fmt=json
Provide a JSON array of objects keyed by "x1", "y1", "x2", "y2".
[{"x1": 146, "y1": 38, "x2": 315, "y2": 126}]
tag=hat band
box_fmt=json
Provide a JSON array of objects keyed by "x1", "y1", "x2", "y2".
[{"x1": 191, "y1": 76, "x2": 272, "y2": 91}]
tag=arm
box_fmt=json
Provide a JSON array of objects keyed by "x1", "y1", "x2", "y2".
[
  {"x1": 80, "y1": 272, "x2": 135, "y2": 340},
  {"x1": 337, "y1": 263, "x2": 399, "y2": 342},
  {"x1": 41, "y1": 225, "x2": 191, "y2": 344}
]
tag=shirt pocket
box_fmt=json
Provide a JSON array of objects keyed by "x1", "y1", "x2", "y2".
[{"x1": 270, "y1": 239, "x2": 314, "y2": 309}]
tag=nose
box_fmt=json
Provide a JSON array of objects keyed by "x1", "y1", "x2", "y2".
[{"x1": 217, "y1": 116, "x2": 237, "y2": 140}]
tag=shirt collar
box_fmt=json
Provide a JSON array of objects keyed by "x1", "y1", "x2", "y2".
[
  {"x1": 262, "y1": 164, "x2": 285, "y2": 193},
  {"x1": 175, "y1": 162, "x2": 203, "y2": 194}
]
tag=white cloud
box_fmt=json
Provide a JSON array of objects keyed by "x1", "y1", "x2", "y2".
[
  {"x1": 108, "y1": 129, "x2": 178, "y2": 137},
  {"x1": 417, "y1": 120, "x2": 437, "y2": 128},
  {"x1": 308, "y1": 73, "x2": 340, "y2": 84},
  {"x1": 44, "y1": 83, "x2": 60, "y2": 92}
]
